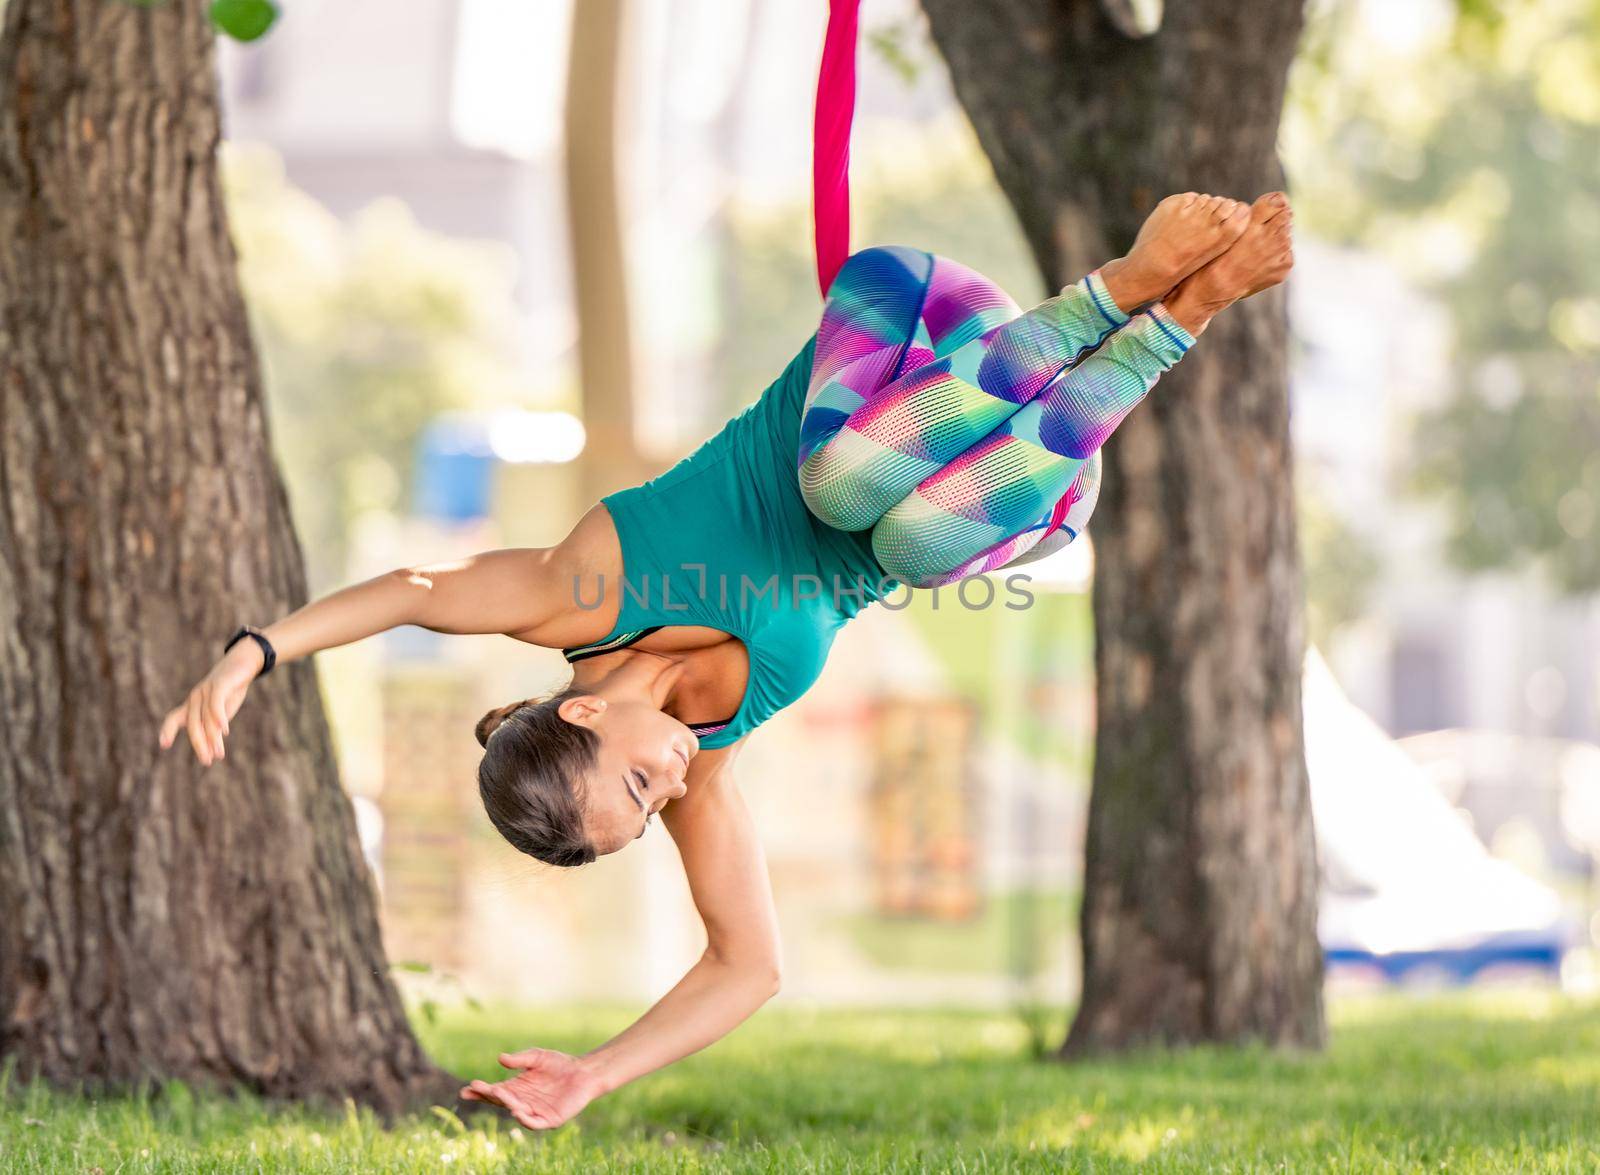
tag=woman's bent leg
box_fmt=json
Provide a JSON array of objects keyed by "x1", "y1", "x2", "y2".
[
  {"x1": 800, "y1": 246, "x2": 938, "y2": 473},
  {"x1": 800, "y1": 248, "x2": 1019, "y2": 516},
  {"x1": 799, "y1": 261, "x2": 1130, "y2": 533},
  {"x1": 916, "y1": 449, "x2": 1103, "y2": 585},
  {"x1": 1003, "y1": 452, "x2": 1103, "y2": 570},
  {"x1": 870, "y1": 305, "x2": 1193, "y2": 587}
]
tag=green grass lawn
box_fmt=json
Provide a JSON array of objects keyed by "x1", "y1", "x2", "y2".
[{"x1": 4, "y1": 992, "x2": 1600, "y2": 1172}]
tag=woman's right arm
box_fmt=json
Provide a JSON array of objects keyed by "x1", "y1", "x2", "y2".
[
  {"x1": 459, "y1": 740, "x2": 781, "y2": 1129},
  {"x1": 157, "y1": 547, "x2": 569, "y2": 767}
]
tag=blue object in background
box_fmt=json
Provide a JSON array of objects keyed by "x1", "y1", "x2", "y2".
[
  {"x1": 1324, "y1": 928, "x2": 1572, "y2": 984},
  {"x1": 414, "y1": 416, "x2": 496, "y2": 521}
]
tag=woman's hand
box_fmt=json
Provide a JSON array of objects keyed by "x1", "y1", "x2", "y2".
[
  {"x1": 156, "y1": 643, "x2": 263, "y2": 767},
  {"x1": 459, "y1": 1047, "x2": 605, "y2": 1131}
]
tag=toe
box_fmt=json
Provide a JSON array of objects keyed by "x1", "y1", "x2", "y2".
[{"x1": 1258, "y1": 192, "x2": 1291, "y2": 221}]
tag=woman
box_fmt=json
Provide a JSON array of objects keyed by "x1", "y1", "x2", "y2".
[{"x1": 158, "y1": 190, "x2": 1293, "y2": 1129}]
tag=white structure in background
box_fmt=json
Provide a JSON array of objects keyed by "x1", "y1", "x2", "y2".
[
  {"x1": 1304, "y1": 646, "x2": 1572, "y2": 971},
  {"x1": 1291, "y1": 240, "x2": 1600, "y2": 744}
]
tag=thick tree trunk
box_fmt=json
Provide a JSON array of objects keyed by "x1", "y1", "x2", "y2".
[
  {"x1": 922, "y1": 0, "x2": 1325, "y2": 1052},
  {"x1": 566, "y1": 0, "x2": 647, "y2": 501},
  {"x1": 0, "y1": 0, "x2": 455, "y2": 1112}
]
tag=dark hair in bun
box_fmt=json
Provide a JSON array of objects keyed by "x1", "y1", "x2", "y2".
[{"x1": 474, "y1": 686, "x2": 599, "y2": 867}]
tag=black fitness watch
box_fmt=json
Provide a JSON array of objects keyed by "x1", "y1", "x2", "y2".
[{"x1": 224, "y1": 625, "x2": 277, "y2": 679}]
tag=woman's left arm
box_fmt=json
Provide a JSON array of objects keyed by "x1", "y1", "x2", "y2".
[{"x1": 460, "y1": 739, "x2": 782, "y2": 1128}]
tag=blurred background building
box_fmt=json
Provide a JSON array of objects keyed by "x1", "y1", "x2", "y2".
[{"x1": 213, "y1": 0, "x2": 1600, "y2": 1007}]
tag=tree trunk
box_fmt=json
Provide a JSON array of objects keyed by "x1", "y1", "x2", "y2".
[
  {"x1": 566, "y1": 0, "x2": 648, "y2": 502},
  {"x1": 0, "y1": 0, "x2": 455, "y2": 1113},
  {"x1": 922, "y1": 0, "x2": 1325, "y2": 1052}
]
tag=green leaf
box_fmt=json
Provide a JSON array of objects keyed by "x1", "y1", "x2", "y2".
[
  {"x1": 866, "y1": 23, "x2": 923, "y2": 86},
  {"x1": 209, "y1": 0, "x2": 278, "y2": 42}
]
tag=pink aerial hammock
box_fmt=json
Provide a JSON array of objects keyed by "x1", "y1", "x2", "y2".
[{"x1": 811, "y1": 0, "x2": 860, "y2": 296}]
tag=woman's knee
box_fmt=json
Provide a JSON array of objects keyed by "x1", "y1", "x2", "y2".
[
  {"x1": 824, "y1": 245, "x2": 933, "y2": 304},
  {"x1": 919, "y1": 256, "x2": 1020, "y2": 354},
  {"x1": 799, "y1": 438, "x2": 893, "y2": 533},
  {"x1": 869, "y1": 513, "x2": 921, "y2": 585},
  {"x1": 869, "y1": 491, "x2": 995, "y2": 588}
]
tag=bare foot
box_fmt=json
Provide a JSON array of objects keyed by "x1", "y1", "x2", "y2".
[
  {"x1": 1099, "y1": 192, "x2": 1250, "y2": 312},
  {"x1": 1163, "y1": 192, "x2": 1294, "y2": 336}
]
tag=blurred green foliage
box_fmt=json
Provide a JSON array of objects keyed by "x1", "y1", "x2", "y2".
[
  {"x1": 223, "y1": 145, "x2": 531, "y2": 590},
  {"x1": 1298, "y1": 470, "x2": 1382, "y2": 649},
  {"x1": 902, "y1": 585, "x2": 1095, "y2": 772},
  {"x1": 839, "y1": 887, "x2": 1076, "y2": 975},
  {"x1": 866, "y1": 17, "x2": 927, "y2": 86},
  {"x1": 1288, "y1": 0, "x2": 1600, "y2": 593}
]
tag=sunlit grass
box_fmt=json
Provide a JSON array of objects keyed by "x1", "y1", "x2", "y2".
[{"x1": 3, "y1": 991, "x2": 1599, "y2": 1171}]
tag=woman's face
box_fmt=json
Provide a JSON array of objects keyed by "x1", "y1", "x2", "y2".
[{"x1": 558, "y1": 693, "x2": 697, "y2": 856}]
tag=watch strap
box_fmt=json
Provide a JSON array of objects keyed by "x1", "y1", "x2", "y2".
[{"x1": 224, "y1": 625, "x2": 277, "y2": 679}]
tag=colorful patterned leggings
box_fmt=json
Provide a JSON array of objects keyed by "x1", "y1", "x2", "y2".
[{"x1": 797, "y1": 245, "x2": 1196, "y2": 587}]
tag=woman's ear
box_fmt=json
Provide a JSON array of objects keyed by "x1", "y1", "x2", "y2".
[{"x1": 556, "y1": 693, "x2": 607, "y2": 728}]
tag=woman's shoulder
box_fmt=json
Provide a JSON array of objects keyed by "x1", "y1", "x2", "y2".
[{"x1": 506, "y1": 503, "x2": 625, "y2": 649}]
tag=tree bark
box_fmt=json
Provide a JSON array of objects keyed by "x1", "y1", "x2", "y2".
[
  {"x1": 0, "y1": 0, "x2": 456, "y2": 1113},
  {"x1": 922, "y1": 0, "x2": 1325, "y2": 1052}
]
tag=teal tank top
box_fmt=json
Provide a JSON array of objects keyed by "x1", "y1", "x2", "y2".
[{"x1": 563, "y1": 336, "x2": 897, "y2": 748}]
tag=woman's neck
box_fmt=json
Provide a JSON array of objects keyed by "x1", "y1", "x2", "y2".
[{"x1": 568, "y1": 648, "x2": 687, "y2": 710}]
